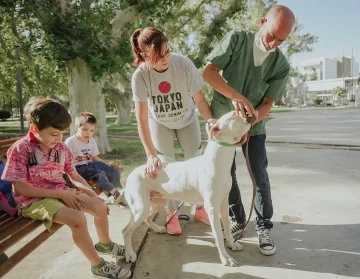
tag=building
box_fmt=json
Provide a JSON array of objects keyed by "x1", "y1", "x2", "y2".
[{"x1": 296, "y1": 56, "x2": 360, "y2": 104}]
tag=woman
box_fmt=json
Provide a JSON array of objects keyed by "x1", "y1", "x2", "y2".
[{"x1": 130, "y1": 27, "x2": 213, "y2": 235}]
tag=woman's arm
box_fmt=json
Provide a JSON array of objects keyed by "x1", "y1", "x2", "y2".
[
  {"x1": 135, "y1": 102, "x2": 157, "y2": 158},
  {"x1": 192, "y1": 90, "x2": 213, "y2": 121}
]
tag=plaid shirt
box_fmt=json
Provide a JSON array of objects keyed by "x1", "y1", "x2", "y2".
[{"x1": 1, "y1": 132, "x2": 76, "y2": 207}]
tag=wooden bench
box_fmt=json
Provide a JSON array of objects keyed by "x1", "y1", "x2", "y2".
[{"x1": 0, "y1": 136, "x2": 63, "y2": 278}]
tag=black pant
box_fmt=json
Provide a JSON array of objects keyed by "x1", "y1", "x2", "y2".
[{"x1": 228, "y1": 134, "x2": 274, "y2": 230}]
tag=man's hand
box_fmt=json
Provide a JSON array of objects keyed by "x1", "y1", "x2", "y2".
[
  {"x1": 235, "y1": 133, "x2": 248, "y2": 146},
  {"x1": 60, "y1": 190, "x2": 86, "y2": 210},
  {"x1": 232, "y1": 97, "x2": 256, "y2": 119}
]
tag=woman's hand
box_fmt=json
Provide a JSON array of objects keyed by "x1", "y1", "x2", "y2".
[{"x1": 145, "y1": 155, "x2": 162, "y2": 179}]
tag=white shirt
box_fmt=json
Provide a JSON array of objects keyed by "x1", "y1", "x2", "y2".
[
  {"x1": 64, "y1": 135, "x2": 100, "y2": 166},
  {"x1": 253, "y1": 32, "x2": 275, "y2": 67},
  {"x1": 132, "y1": 53, "x2": 205, "y2": 129}
]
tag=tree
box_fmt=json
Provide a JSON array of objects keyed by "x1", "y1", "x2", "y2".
[
  {"x1": 332, "y1": 86, "x2": 346, "y2": 100},
  {"x1": 310, "y1": 66, "x2": 318, "y2": 81},
  {"x1": 0, "y1": 5, "x2": 68, "y2": 115},
  {"x1": 2, "y1": 1, "x2": 184, "y2": 152},
  {"x1": 1, "y1": 0, "x2": 319, "y2": 144}
]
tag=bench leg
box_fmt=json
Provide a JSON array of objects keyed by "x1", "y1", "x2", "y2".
[{"x1": 0, "y1": 252, "x2": 8, "y2": 265}]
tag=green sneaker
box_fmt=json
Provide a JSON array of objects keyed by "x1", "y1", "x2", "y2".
[
  {"x1": 91, "y1": 261, "x2": 131, "y2": 279},
  {"x1": 95, "y1": 242, "x2": 125, "y2": 261}
]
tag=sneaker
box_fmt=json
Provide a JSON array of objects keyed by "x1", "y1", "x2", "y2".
[
  {"x1": 91, "y1": 261, "x2": 131, "y2": 279},
  {"x1": 194, "y1": 207, "x2": 210, "y2": 225},
  {"x1": 257, "y1": 229, "x2": 276, "y2": 255},
  {"x1": 113, "y1": 190, "x2": 128, "y2": 207},
  {"x1": 223, "y1": 219, "x2": 246, "y2": 240},
  {"x1": 166, "y1": 212, "x2": 182, "y2": 235},
  {"x1": 95, "y1": 242, "x2": 126, "y2": 260}
]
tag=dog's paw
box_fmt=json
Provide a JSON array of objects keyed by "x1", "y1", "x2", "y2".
[
  {"x1": 125, "y1": 250, "x2": 137, "y2": 263},
  {"x1": 220, "y1": 254, "x2": 238, "y2": 267},
  {"x1": 226, "y1": 240, "x2": 244, "y2": 251},
  {"x1": 151, "y1": 224, "x2": 167, "y2": 234}
]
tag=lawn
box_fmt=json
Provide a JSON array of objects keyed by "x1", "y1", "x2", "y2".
[{"x1": 0, "y1": 113, "x2": 272, "y2": 183}]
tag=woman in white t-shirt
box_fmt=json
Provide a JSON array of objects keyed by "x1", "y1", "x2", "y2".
[{"x1": 130, "y1": 27, "x2": 214, "y2": 235}]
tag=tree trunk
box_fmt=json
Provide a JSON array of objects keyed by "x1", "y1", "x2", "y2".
[
  {"x1": 67, "y1": 57, "x2": 111, "y2": 153},
  {"x1": 114, "y1": 92, "x2": 132, "y2": 126}
]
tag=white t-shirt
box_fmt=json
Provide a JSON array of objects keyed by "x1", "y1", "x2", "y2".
[
  {"x1": 131, "y1": 53, "x2": 205, "y2": 129},
  {"x1": 64, "y1": 135, "x2": 100, "y2": 166}
]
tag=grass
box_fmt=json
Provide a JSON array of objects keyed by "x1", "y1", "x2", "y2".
[
  {"x1": 102, "y1": 137, "x2": 208, "y2": 183},
  {"x1": 0, "y1": 113, "x2": 274, "y2": 181},
  {"x1": 270, "y1": 108, "x2": 290, "y2": 113}
]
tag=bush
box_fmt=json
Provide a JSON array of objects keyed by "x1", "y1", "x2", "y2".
[
  {"x1": 314, "y1": 98, "x2": 323, "y2": 105},
  {"x1": 0, "y1": 111, "x2": 11, "y2": 120}
]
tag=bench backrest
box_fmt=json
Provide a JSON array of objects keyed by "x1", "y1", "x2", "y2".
[{"x1": 0, "y1": 137, "x2": 23, "y2": 157}]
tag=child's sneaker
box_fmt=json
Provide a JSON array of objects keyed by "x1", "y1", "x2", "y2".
[
  {"x1": 166, "y1": 211, "x2": 182, "y2": 235},
  {"x1": 95, "y1": 241, "x2": 125, "y2": 261},
  {"x1": 91, "y1": 260, "x2": 131, "y2": 279},
  {"x1": 194, "y1": 206, "x2": 210, "y2": 225},
  {"x1": 113, "y1": 190, "x2": 128, "y2": 207}
]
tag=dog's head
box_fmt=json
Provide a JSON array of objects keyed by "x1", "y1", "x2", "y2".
[{"x1": 208, "y1": 112, "x2": 251, "y2": 144}]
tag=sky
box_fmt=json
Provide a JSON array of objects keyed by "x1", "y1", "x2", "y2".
[{"x1": 276, "y1": 0, "x2": 359, "y2": 68}]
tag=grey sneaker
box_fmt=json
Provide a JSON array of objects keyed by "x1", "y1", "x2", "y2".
[
  {"x1": 222, "y1": 219, "x2": 246, "y2": 240},
  {"x1": 257, "y1": 229, "x2": 276, "y2": 255},
  {"x1": 113, "y1": 190, "x2": 128, "y2": 207},
  {"x1": 91, "y1": 261, "x2": 131, "y2": 279},
  {"x1": 95, "y1": 242, "x2": 125, "y2": 261}
]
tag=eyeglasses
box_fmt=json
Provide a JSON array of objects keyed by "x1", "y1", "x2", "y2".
[
  {"x1": 161, "y1": 45, "x2": 173, "y2": 58},
  {"x1": 142, "y1": 44, "x2": 173, "y2": 62}
]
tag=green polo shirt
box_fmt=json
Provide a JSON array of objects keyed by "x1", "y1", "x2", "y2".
[{"x1": 207, "y1": 31, "x2": 290, "y2": 136}]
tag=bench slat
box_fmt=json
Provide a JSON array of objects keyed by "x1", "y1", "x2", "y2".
[
  {"x1": 0, "y1": 137, "x2": 23, "y2": 145},
  {"x1": 0, "y1": 221, "x2": 42, "y2": 254},
  {"x1": 0, "y1": 225, "x2": 62, "y2": 278},
  {"x1": 0, "y1": 218, "x2": 35, "y2": 242},
  {"x1": 0, "y1": 214, "x2": 11, "y2": 224}
]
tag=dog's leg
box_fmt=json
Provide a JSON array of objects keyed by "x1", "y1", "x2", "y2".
[
  {"x1": 122, "y1": 197, "x2": 150, "y2": 263},
  {"x1": 221, "y1": 196, "x2": 243, "y2": 252},
  {"x1": 204, "y1": 199, "x2": 238, "y2": 267},
  {"x1": 145, "y1": 198, "x2": 167, "y2": 233}
]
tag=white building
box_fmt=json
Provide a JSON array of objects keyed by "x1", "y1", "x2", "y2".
[
  {"x1": 298, "y1": 56, "x2": 359, "y2": 81},
  {"x1": 296, "y1": 56, "x2": 360, "y2": 104}
]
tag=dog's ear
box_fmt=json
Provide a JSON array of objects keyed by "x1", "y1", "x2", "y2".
[{"x1": 209, "y1": 123, "x2": 220, "y2": 139}]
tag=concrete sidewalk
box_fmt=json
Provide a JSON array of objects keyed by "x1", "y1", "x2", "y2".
[
  {"x1": 4, "y1": 107, "x2": 360, "y2": 279},
  {"x1": 3, "y1": 203, "x2": 146, "y2": 279},
  {"x1": 132, "y1": 144, "x2": 360, "y2": 279}
]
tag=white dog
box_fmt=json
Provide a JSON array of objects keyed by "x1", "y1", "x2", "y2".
[{"x1": 122, "y1": 111, "x2": 251, "y2": 266}]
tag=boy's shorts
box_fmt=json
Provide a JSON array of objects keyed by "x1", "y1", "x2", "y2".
[{"x1": 21, "y1": 198, "x2": 65, "y2": 232}]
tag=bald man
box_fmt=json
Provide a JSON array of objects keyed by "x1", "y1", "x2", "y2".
[{"x1": 203, "y1": 5, "x2": 295, "y2": 256}]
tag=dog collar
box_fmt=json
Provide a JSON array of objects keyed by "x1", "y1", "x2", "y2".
[{"x1": 214, "y1": 141, "x2": 236, "y2": 147}]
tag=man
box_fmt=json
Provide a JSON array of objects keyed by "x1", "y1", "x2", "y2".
[{"x1": 203, "y1": 5, "x2": 295, "y2": 256}]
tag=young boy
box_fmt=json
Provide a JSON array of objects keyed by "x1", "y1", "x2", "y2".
[
  {"x1": 1, "y1": 98, "x2": 130, "y2": 279},
  {"x1": 64, "y1": 112, "x2": 126, "y2": 206}
]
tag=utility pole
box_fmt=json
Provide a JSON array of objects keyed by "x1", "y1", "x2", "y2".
[{"x1": 15, "y1": 45, "x2": 25, "y2": 134}]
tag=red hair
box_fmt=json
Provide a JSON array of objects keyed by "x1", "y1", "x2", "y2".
[{"x1": 130, "y1": 27, "x2": 168, "y2": 66}]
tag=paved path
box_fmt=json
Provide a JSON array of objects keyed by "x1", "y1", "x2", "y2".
[{"x1": 266, "y1": 107, "x2": 360, "y2": 146}]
